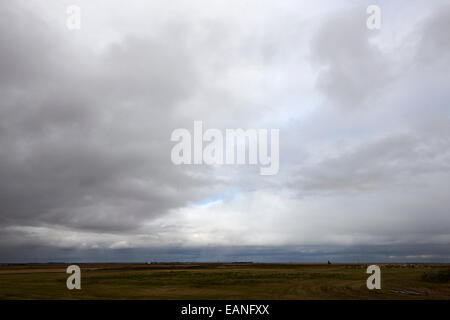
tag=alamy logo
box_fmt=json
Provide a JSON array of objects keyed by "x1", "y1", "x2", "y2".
[
  {"x1": 366, "y1": 5, "x2": 381, "y2": 30},
  {"x1": 171, "y1": 121, "x2": 279, "y2": 175},
  {"x1": 366, "y1": 265, "x2": 381, "y2": 289},
  {"x1": 66, "y1": 5, "x2": 81, "y2": 30},
  {"x1": 66, "y1": 265, "x2": 81, "y2": 290}
]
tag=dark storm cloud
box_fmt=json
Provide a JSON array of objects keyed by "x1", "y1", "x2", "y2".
[{"x1": 0, "y1": 1, "x2": 219, "y2": 234}]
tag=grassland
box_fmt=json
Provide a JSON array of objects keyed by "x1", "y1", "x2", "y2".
[{"x1": 0, "y1": 263, "x2": 449, "y2": 300}]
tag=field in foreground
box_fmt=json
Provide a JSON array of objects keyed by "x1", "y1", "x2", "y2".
[{"x1": 0, "y1": 263, "x2": 449, "y2": 300}]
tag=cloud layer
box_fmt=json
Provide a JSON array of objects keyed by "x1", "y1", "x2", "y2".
[{"x1": 0, "y1": 0, "x2": 449, "y2": 262}]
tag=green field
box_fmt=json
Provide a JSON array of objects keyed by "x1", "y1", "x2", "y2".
[{"x1": 0, "y1": 263, "x2": 449, "y2": 299}]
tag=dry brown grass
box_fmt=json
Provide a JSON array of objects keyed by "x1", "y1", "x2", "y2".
[{"x1": 0, "y1": 263, "x2": 448, "y2": 300}]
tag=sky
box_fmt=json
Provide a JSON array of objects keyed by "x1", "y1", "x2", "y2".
[{"x1": 0, "y1": 0, "x2": 449, "y2": 263}]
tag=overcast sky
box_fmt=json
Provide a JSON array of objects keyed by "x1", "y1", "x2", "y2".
[{"x1": 0, "y1": 0, "x2": 449, "y2": 263}]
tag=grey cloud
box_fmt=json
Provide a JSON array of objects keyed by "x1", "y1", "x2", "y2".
[
  {"x1": 0, "y1": 2, "x2": 222, "y2": 234},
  {"x1": 415, "y1": 4, "x2": 450, "y2": 64},
  {"x1": 0, "y1": 4, "x2": 58, "y2": 87},
  {"x1": 0, "y1": 1, "x2": 449, "y2": 261},
  {"x1": 290, "y1": 133, "x2": 450, "y2": 193},
  {"x1": 311, "y1": 7, "x2": 391, "y2": 110}
]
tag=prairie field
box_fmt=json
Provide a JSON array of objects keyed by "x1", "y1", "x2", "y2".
[{"x1": 0, "y1": 263, "x2": 449, "y2": 300}]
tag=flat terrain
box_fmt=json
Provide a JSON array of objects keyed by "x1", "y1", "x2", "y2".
[{"x1": 0, "y1": 263, "x2": 449, "y2": 299}]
